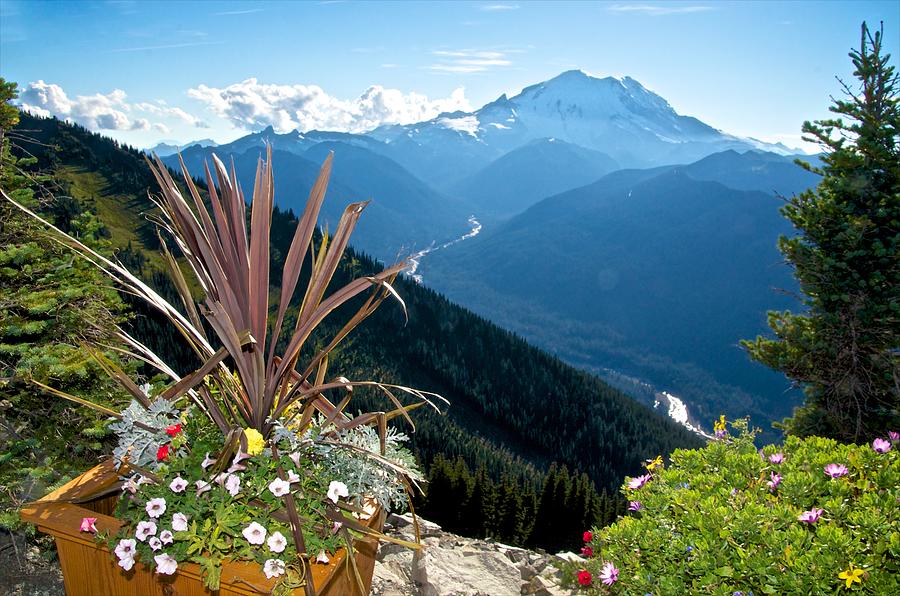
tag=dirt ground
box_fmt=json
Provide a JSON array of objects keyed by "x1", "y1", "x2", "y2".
[{"x1": 0, "y1": 532, "x2": 64, "y2": 596}]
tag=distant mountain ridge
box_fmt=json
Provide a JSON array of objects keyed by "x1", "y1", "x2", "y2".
[{"x1": 422, "y1": 150, "x2": 819, "y2": 439}]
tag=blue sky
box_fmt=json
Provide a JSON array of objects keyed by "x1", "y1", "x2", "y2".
[{"x1": 1, "y1": 0, "x2": 897, "y2": 151}]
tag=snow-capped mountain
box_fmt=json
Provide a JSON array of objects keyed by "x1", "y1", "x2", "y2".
[
  {"x1": 147, "y1": 138, "x2": 218, "y2": 157},
  {"x1": 370, "y1": 70, "x2": 792, "y2": 190}
]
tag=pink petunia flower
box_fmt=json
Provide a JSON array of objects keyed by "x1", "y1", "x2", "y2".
[
  {"x1": 798, "y1": 508, "x2": 823, "y2": 523},
  {"x1": 824, "y1": 463, "x2": 848, "y2": 478},
  {"x1": 888, "y1": 431, "x2": 899, "y2": 443},
  {"x1": 599, "y1": 561, "x2": 619, "y2": 585},
  {"x1": 628, "y1": 501, "x2": 643, "y2": 511},
  {"x1": 79, "y1": 517, "x2": 98, "y2": 533},
  {"x1": 873, "y1": 438, "x2": 892, "y2": 453},
  {"x1": 767, "y1": 472, "x2": 782, "y2": 491},
  {"x1": 769, "y1": 453, "x2": 785, "y2": 464}
]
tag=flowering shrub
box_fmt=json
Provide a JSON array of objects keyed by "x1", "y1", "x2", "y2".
[{"x1": 560, "y1": 420, "x2": 900, "y2": 594}]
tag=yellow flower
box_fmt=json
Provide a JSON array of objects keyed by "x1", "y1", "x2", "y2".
[
  {"x1": 713, "y1": 415, "x2": 727, "y2": 433},
  {"x1": 243, "y1": 428, "x2": 266, "y2": 456},
  {"x1": 838, "y1": 563, "x2": 864, "y2": 589},
  {"x1": 645, "y1": 455, "x2": 663, "y2": 471}
]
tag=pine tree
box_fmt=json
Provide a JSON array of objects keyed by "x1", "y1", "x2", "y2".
[
  {"x1": 0, "y1": 83, "x2": 133, "y2": 521},
  {"x1": 744, "y1": 23, "x2": 900, "y2": 441}
]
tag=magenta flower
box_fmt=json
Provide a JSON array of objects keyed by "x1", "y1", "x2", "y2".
[
  {"x1": 599, "y1": 561, "x2": 619, "y2": 586},
  {"x1": 873, "y1": 438, "x2": 892, "y2": 453},
  {"x1": 79, "y1": 517, "x2": 98, "y2": 533},
  {"x1": 628, "y1": 500, "x2": 643, "y2": 511},
  {"x1": 824, "y1": 463, "x2": 848, "y2": 478},
  {"x1": 769, "y1": 453, "x2": 785, "y2": 464},
  {"x1": 888, "y1": 431, "x2": 899, "y2": 442},
  {"x1": 798, "y1": 508, "x2": 823, "y2": 524},
  {"x1": 627, "y1": 474, "x2": 651, "y2": 490},
  {"x1": 767, "y1": 472, "x2": 782, "y2": 491}
]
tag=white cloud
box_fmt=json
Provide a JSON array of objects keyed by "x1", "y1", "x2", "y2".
[
  {"x1": 428, "y1": 49, "x2": 515, "y2": 74},
  {"x1": 153, "y1": 122, "x2": 171, "y2": 134},
  {"x1": 607, "y1": 4, "x2": 714, "y2": 16},
  {"x1": 479, "y1": 4, "x2": 519, "y2": 11},
  {"x1": 134, "y1": 102, "x2": 209, "y2": 127},
  {"x1": 19, "y1": 81, "x2": 137, "y2": 130},
  {"x1": 187, "y1": 79, "x2": 472, "y2": 133},
  {"x1": 18, "y1": 80, "x2": 205, "y2": 132}
]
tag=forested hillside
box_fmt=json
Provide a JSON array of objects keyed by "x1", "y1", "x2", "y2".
[{"x1": 8, "y1": 112, "x2": 701, "y2": 550}]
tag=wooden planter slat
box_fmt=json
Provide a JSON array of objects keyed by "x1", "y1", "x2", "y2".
[{"x1": 20, "y1": 460, "x2": 384, "y2": 595}]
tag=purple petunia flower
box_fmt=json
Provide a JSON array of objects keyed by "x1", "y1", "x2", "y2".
[
  {"x1": 888, "y1": 431, "x2": 899, "y2": 442},
  {"x1": 628, "y1": 500, "x2": 643, "y2": 511},
  {"x1": 767, "y1": 472, "x2": 782, "y2": 491},
  {"x1": 824, "y1": 463, "x2": 848, "y2": 478},
  {"x1": 873, "y1": 438, "x2": 892, "y2": 453},
  {"x1": 768, "y1": 453, "x2": 785, "y2": 464},
  {"x1": 798, "y1": 508, "x2": 823, "y2": 523}
]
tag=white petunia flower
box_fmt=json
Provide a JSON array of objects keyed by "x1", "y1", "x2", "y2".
[
  {"x1": 267, "y1": 531, "x2": 287, "y2": 553},
  {"x1": 118, "y1": 555, "x2": 135, "y2": 571},
  {"x1": 154, "y1": 553, "x2": 178, "y2": 575},
  {"x1": 263, "y1": 559, "x2": 286, "y2": 579},
  {"x1": 114, "y1": 538, "x2": 137, "y2": 561},
  {"x1": 242, "y1": 522, "x2": 267, "y2": 545},
  {"x1": 201, "y1": 452, "x2": 216, "y2": 469},
  {"x1": 160, "y1": 530, "x2": 174, "y2": 544},
  {"x1": 195, "y1": 480, "x2": 211, "y2": 496},
  {"x1": 148, "y1": 536, "x2": 162, "y2": 551},
  {"x1": 287, "y1": 470, "x2": 300, "y2": 484},
  {"x1": 327, "y1": 480, "x2": 349, "y2": 504},
  {"x1": 171, "y1": 512, "x2": 188, "y2": 532},
  {"x1": 316, "y1": 550, "x2": 330, "y2": 564},
  {"x1": 268, "y1": 478, "x2": 290, "y2": 497},
  {"x1": 145, "y1": 497, "x2": 166, "y2": 518},
  {"x1": 169, "y1": 477, "x2": 188, "y2": 493},
  {"x1": 135, "y1": 520, "x2": 157, "y2": 541},
  {"x1": 225, "y1": 473, "x2": 241, "y2": 497}
]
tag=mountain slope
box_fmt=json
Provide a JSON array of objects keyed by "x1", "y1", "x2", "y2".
[
  {"x1": 369, "y1": 70, "x2": 791, "y2": 189},
  {"x1": 164, "y1": 141, "x2": 473, "y2": 262},
  {"x1": 424, "y1": 157, "x2": 806, "y2": 433},
  {"x1": 451, "y1": 137, "x2": 619, "y2": 219},
  {"x1": 14, "y1": 111, "x2": 701, "y2": 496}
]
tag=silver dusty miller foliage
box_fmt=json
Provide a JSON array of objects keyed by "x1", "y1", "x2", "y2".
[
  {"x1": 109, "y1": 397, "x2": 181, "y2": 470},
  {"x1": 317, "y1": 424, "x2": 423, "y2": 512}
]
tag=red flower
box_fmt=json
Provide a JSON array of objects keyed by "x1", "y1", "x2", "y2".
[
  {"x1": 581, "y1": 546, "x2": 593, "y2": 557},
  {"x1": 583, "y1": 531, "x2": 593, "y2": 542},
  {"x1": 156, "y1": 444, "x2": 170, "y2": 461},
  {"x1": 578, "y1": 570, "x2": 592, "y2": 586},
  {"x1": 165, "y1": 423, "x2": 182, "y2": 437}
]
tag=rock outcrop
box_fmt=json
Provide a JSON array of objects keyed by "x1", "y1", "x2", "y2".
[{"x1": 372, "y1": 514, "x2": 573, "y2": 596}]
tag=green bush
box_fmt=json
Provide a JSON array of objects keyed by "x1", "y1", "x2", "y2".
[{"x1": 560, "y1": 420, "x2": 900, "y2": 594}]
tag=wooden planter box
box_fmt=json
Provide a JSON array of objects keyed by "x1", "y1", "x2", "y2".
[{"x1": 20, "y1": 460, "x2": 385, "y2": 595}]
